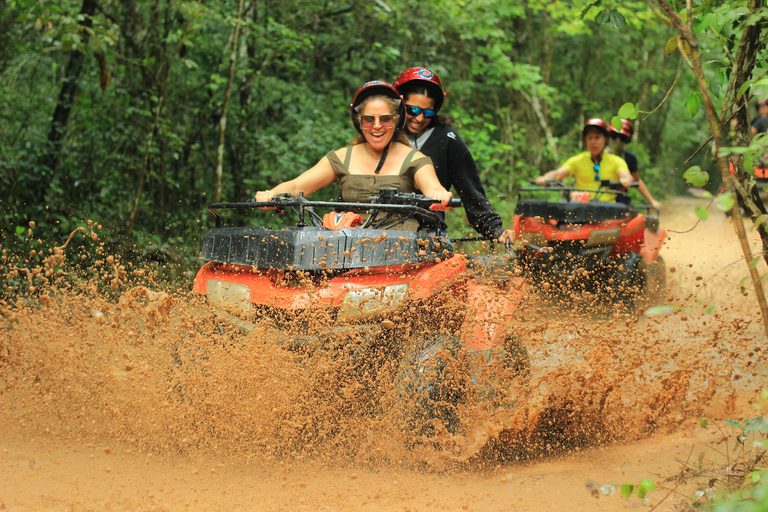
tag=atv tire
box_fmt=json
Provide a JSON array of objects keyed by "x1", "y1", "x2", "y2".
[{"x1": 394, "y1": 334, "x2": 530, "y2": 441}]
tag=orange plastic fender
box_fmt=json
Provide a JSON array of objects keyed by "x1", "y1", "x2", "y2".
[
  {"x1": 641, "y1": 228, "x2": 667, "y2": 263},
  {"x1": 460, "y1": 278, "x2": 526, "y2": 351}
]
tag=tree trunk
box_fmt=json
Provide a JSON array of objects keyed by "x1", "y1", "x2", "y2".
[
  {"x1": 214, "y1": 0, "x2": 245, "y2": 203},
  {"x1": 40, "y1": 0, "x2": 97, "y2": 205},
  {"x1": 647, "y1": 0, "x2": 768, "y2": 336},
  {"x1": 125, "y1": 96, "x2": 164, "y2": 250}
]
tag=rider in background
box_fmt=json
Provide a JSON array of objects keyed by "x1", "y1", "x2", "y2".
[
  {"x1": 608, "y1": 119, "x2": 662, "y2": 209},
  {"x1": 536, "y1": 118, "x2": 633, "y2": 201},
  {"x1": 751, "y1": 98, "x2": 768, "y2": 135},
  {"x1": 393, "y1": 66, "x2": 514, "y2": 243}
]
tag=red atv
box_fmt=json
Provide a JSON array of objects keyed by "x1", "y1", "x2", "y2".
[
  {"x1": 513, "y1": 180, "x2": 666, "y2": 308},
  {"x1": 192, "y1": 188, "x2": 528, "y2": 444}
]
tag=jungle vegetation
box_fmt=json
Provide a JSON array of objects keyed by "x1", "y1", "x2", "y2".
[{"x1": 1, "y1": 0, "x2": 766, "y2": 264}]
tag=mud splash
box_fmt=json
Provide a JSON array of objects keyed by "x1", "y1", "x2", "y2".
[{"x1": 2, "y1": 197, "x2": 767, "y2": 510}]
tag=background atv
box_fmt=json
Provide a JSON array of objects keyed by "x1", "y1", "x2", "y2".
[
  {"x1": 513, "y1": 180, "x2": 666, "y2": 309},
  {"x1": 191, "y1": 188, "x2": 529, "y2": 455}
]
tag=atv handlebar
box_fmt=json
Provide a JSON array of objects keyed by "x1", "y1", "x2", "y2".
[
  {"x1": 523, "y1": 180, "x2": 638, "y2": 201},
  {"x1": 208, "y1": 189, "x2": 461, "y2": 230},
  {"x1": 528, "y1": 179, "x2": 638, "y2": 189}
]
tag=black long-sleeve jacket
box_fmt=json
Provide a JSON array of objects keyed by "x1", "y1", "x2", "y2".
[{"x1": 413, "y1": 124, "x2": 504, "y2": 239}]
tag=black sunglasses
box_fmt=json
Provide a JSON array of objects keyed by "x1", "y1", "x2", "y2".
[
  {"x1": 405, "y1": 104, "x2": 437, "y2": 118},
  {"x1": 593, "y1": 164, "x2": 601, "y2": 182}
]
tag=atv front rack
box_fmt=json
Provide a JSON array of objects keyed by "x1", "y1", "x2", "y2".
[{"x1": 201, "y1": 191, "x2": 459, "y2": 272}]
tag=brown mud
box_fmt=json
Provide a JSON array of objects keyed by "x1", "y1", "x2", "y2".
[{"x1": 1, "y1": 197, "x2": 767, "y2": 511}]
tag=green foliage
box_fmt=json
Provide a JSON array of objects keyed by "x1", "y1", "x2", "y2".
[
  {"x1": 0, "y1": 0, "x2": 764, "y2": 262},
  {"x1": 684, "y1": 166, "x2": 710, "y2": 187}
]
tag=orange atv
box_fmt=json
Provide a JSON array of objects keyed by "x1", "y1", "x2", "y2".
[
  {"x1": 192, "y1": 188, "x2": 528, "y2": 438},
  {"x1": 513, "y1": 180, "x2": 666, "y2": 308}
]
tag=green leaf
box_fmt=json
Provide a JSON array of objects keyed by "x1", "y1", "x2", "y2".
[
  {"x1": 749, "y1": 255, "x2": 762, "y2": 268},
  {"x1": 652, "y1": 85, "x2": 659, "y2": 93},
  {"x1": 664, "y1": 36, "x2": 678, "y2": 56},
  {"x1": 618, "y1": 102, "x2": 635, "y2": 118},
  {"x1": 595, "y1": 9, "x2": 610, "y2": 25},
  {"x1": 695, "y1": 205, "x2": 709, "y2": 220},
  {"x1": 683, "y1": 166, "x2": 709, "y2": 187},
  {"x1": 725, "y1": 419, "x2": 742, "y2": 428},
  {"x1": 705, "y1": 304, "x2": 716, "y2": 314},
  {"x1": 700, "y1": 417, "x2": 709, "y2": 428},
  {"x1": 715, "y1": 191, "x2": 736, "y2": 212},
  {"x1": 621, "y1": 483, "x2": 635, "y2": 499},
  {"x1": 609, "y1": 9, "x2": 627, "y2": 30},
  {"x1": 686, "y1": 93, "x2": 700, "y2": 117},
  {"x1": 611, "y1": 116, "x2": 623, "y2": 130},
  {"x1": 644, "y1": 305, "x2": 681, "y2": 316},
  {"x1": 738, "y1": 78, "x2": 757, "y2": 97},
  {"x1": 15, "y1": 226, "x2": 25, "y2": 236},
  {"x1": 754, "y1": 214, "x2": 768, "y2": 228},
  {"x1": 750, "y1": 471, "x2": 762, "y2": 483},
  {"x1": 579, "y1": 0, "x2": 602, "y2": 19},
  {"x1": 639, "y1": 479, "x2": 656, "y2": 493}
]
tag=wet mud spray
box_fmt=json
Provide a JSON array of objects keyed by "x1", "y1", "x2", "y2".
[{"x1": 2, "y1": 198, "x2": 767, "y2": 511}]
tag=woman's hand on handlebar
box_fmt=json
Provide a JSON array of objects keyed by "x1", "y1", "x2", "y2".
[
  {"x1": 535, "y1": 176, "x2": 548, "y2": 186},
  {"x1": 255, "y1": 190, "x2": 275, "y2": 202},
  {"x1": 430, "y1": 189, "x2": 453, "y2": 207}
]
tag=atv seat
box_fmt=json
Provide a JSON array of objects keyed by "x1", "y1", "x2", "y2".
[{"x1": 516, "y1": 199, "x2": 637, "y2": 224}]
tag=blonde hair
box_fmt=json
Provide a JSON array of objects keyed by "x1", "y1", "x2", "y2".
[{"x1": 350, "y1": 95, "x2": 408, "y2": 145}]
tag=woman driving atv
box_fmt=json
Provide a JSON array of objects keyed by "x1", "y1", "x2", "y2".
[
  {"x1": 255, "y1": 80, "x2": 452, "y2": 230},
  {"x1": 394, "y1": 66, "x2": 514, "y2": 243},
  {"x1": 536, "y1": 118, "x2": 633, "y2": 201}
]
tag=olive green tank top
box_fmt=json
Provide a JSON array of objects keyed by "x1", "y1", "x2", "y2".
[{"x1": 325, "y1": 146, "x2": 433, "y2": 231}]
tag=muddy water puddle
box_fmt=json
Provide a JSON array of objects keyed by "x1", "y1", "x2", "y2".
[{"x1": 1, "y1": 197, "x2": 767, "y2": 511}]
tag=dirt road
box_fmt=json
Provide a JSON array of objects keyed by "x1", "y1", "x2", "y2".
[{"x1": 1, "y1": 197, "x2": 766, "y2": 511}]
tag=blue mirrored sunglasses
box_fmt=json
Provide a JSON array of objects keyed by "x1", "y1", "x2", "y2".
[
  {"x1": 405, "y1": 104, "x2": 437, "y2": 118},
  {"x1": 593, "y1": 164, "x2": 601, "y2": 182}
]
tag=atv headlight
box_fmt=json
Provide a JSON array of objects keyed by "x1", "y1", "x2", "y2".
[
  {"x1": 206, "y1": 279, "x2": 252, "y2": 316},
  {"x1": 585, "y1": 228, "x2": 620, "y2": 248},
  {"x1": 338, "y1": 283, "x2": 409, "y2": 320}
]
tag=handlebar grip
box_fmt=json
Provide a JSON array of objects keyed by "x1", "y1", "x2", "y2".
[{"x1": 428, "y1": 198, "x2": 461, "y2": 211}]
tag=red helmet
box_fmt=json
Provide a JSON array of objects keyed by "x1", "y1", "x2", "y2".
[
  {"x1": 582, "y1": 118, "x2": 609, "y2": 138},
  {"x1": 758, "y1": 98, "x2": 768, "y2": 107},
  {"x1": 393, "y1": 67, "x2": 446, "y2": 112},
  {"x1": 350, "y1": 80, "x2": 406, "y2": 134},
  {"x1": 608, "y1": 119, "x2": 634, "y2": 141}
]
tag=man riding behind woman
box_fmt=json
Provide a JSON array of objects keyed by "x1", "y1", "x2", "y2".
[{"x1": 393, "y1": 67, "x2": 514, "y2": 243}]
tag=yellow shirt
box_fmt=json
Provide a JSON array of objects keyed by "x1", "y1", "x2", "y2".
[{"x1": 561, "y1": 151, "x2": 629, "y2": 201}]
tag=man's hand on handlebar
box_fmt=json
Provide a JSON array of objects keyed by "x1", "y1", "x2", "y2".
[{"x1": 497, "y1": 229, "x2": 515, "y2": 245}]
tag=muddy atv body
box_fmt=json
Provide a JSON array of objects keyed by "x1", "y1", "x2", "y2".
[
  {"x1": 513, "y1": 181, "x2": 666, "y2": 307},
  {"x1": 192, "y1": 189, "x2": 529, "y2": 449}
]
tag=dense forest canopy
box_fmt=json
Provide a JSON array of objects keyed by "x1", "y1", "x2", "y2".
[{"x1": 0, "y1": 0, "x2": 765, "y2": 263}]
